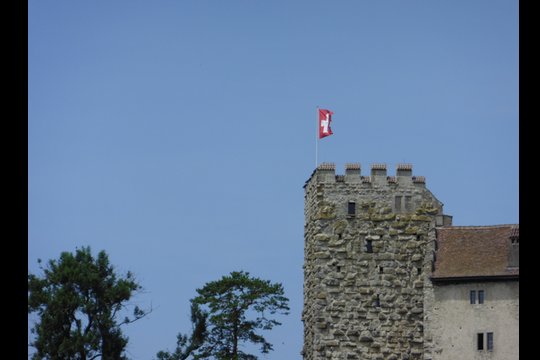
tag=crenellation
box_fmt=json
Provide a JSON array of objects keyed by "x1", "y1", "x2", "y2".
[
  {"x1": 345, "y1": 163, "x2": 362, "y2": 183},
  {"x1": 396, "y1": 163, "x2": 413, "y2": 176},
  {"x1": 412, "y1": 176, "x2": 426, "y2": 188},
  {"x1": 310, "y1": 164, "x2": 432, "y2": 193}
]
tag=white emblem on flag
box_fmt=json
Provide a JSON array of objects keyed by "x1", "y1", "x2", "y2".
[{"x1": 321, "y1": 113, "x2": 330, "y2": 134}]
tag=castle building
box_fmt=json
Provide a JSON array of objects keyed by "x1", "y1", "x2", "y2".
[{"x1": 302, "y1": 163, "x2": 518, "y2": 360}]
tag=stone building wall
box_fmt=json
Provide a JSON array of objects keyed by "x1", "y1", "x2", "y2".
[{"x1": 302, "y1": 163, "x2": 449, "y2": 360}]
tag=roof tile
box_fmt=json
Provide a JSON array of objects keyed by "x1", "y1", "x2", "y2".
[{"x1": 432, "y1": 225, "x2": 519, "y2": 279}]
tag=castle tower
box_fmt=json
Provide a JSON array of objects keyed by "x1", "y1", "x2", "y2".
[{"x1": 302, "y1": 163, "x2": 451, "y2": 360}]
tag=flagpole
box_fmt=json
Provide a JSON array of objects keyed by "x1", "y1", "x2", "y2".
[{"x1": 315, "y1": 106, "x2": 319, "y2": 169}]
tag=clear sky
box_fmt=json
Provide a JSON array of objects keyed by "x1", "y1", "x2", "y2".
[{"x1": 28, "y1": 1, "x2": 518, "y2": 359}]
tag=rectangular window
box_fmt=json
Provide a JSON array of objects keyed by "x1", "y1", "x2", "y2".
[
  {"x1": 395, "y1": 196, "x2": 402, "y2": 212},
  {"x1": 477, "y1": 333, "x2": 484, "y2": 350},
  {"x1": 487, "y1": 332, "x2": 493, "y2": 351},
  {"x1": 404, "y1": 196, "x2": 412, "y2": 211},
  {"x1": 348, "y1": 201, "x2": 356, "y2": 215},
  {"x1": 470, "y1": 290, "x2": 476, "y2": 304},
  {"x1": 366, "y1": 240, "x2": 373, "y2": 253},
  {"x1": 478, "y1": 290, "x2": 484, "y2": 304}
]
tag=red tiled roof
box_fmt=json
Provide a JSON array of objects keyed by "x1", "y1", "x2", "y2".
[{"x1": 431, "y1": 224, "x2": 519, "y2": 280}]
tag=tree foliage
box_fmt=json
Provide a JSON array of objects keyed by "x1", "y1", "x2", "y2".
[
  {"x1": 28, "y1": 246, "x2": 148, "y2": 360},
  {"x1": 158, "y1": 271, "x2": 289, "y2": 360}
]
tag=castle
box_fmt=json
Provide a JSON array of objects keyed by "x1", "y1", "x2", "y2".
[{"x1": 302, "y1": 163, "x2": 518, "y2": 360}]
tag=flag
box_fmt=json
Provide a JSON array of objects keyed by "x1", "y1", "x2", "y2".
[{"x1": 319, "y1": 108, "x2": 334, "y2": 139}]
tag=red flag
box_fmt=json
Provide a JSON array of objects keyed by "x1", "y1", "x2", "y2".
[{"x1": 319, "y1": 109, "x2": 334, "y2": 139}]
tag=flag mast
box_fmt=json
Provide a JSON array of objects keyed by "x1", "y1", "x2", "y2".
[{"x1": 316, "y1": 106, "x2": 319, "y2": 168}]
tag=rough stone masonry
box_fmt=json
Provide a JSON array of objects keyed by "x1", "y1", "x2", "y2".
[{"x1": 302, "y1": 163, "x2": 452, "y2": 360}]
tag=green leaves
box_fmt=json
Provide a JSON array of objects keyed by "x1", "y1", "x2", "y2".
[
  {"x1": 28, "y1": 246, "x2": 148, "y2": 360},
  {"x1": 157, "y1": 271, "x2": 289, "y2": 360},
  {"x1": 192, "y1": 271, "x2": 289, "y2": 360}
]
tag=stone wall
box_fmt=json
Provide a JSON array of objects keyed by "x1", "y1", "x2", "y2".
[{"x1": 302, "y1": 163, "x2": 447, "y2": 360}]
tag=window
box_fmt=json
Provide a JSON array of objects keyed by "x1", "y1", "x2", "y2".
[
  {"x1": 348, "y1": 201, "x2": 356, "y2": 215},
  {"x1": 404, "y1": 196, "x2": 412, "y2": 211},
  {"x1": 470, "y1": 289, "x2": 485, "y2": 304},
  {"x1": 395, "y1": 196, "x2": 402, "y2": 212},
  {"x1": 477, "y1": 332, "x2": 493, "y2": 351},
  {"x1": 478, "y1": 290, "x2": 484, "y2": 304},
  {"x1": 366, "y1": 240, "x2": 373, "y2": 253},
  {"x1": 477, "y1": 333, "x2": 484, "y2": 350},
  {"x1": 487, "y1": 332, "x2": 493, "y2": 351},
  {"x1": 374, "y1": 295, "x2": 380, "y2": 307}
]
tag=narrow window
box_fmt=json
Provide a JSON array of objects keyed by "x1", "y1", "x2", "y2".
[
  {"x1": 404, "y1": 196, "x2": 412, "y2": 211},
  {"x1": 417, "y1": 267, "x2": 422, "y2": 275},
  {"x1": 375, "y1": 295, "x2": 380, "y2": 307},
  {"x1": 337, "y1": 266, "x2": 341, "y2": 272},
  {"x1": 395, "y1": 196, "x2": 402, "y2": 212},
  {"x1": 366, "y1": 240, "x2": 373, "y2": 253},
  {"x1": 348, "y1": 201, "x2": 356, "y2": 215},
  {"x1": 487, "y1": 332, "x2": 493, "y2": 351},
  {"x1": 470, "y1": 290, "x2": 476, "y2": 304},
  {"x1": 477, "y1": 333, "x2": 484, "y2": 350},
  {"x1": 379, "y1": 266, "x2": 383, "y2": 274},
  {"x1": 478, "y1": 290, "x2": 484, "y2": 304}
]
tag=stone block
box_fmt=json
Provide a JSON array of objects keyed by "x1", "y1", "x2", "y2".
[
  {"x1": 323, "y1": 340, "x2": 339, "y2": 347},
  {"x1": 359, "y1": 331, "x2": 373, "y2": 342},
  {"x1": 315, "y1": 251, "x2": 331, "y2": 259},
  {"x1": 315, "y1": 233, "x2": 332, "y2": 242},
  {"x1": 411, "y1": 254, "x2": 422, "y2": 262}
]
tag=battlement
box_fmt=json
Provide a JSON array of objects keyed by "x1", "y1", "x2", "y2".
[{"x1": 305, "y1": 162, "x2": 427, "y2": 187}]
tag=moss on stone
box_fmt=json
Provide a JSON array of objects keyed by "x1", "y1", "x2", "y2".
[
  {"x1": 416, "y1": 202, "x2": 440, "y2": 215},
  {"x1": 404, "y1": 226, "x2": 420, "y2": 235},
  {"x1": 370, "y1": 213, "x2": 396, "y2": 221},
  {"x1": 333, "y1": 219, "x2": 348, "y2": 234},
  {"x1": 318, "y1": 203, "x2": 336, "y2": 219},
  {"x1": 391, "y1": 221, "x2": 408, "y2": 229},
  {"x1": 410, "y1": 214, "x2": 432, "y2": 222},
  {"x1": 314, "y1": 233, "x2": 332, "y2": 242},
  {"x1": 360, "y1": 201, "x2": 376, "y2": 209},
  {"x1": 379, "y1": 206, "x2": 392, "y2": 214}
]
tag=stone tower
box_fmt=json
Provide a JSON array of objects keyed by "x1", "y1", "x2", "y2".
[{"x1": 302, "y1": 163, "x2": 452, "y2": 360}]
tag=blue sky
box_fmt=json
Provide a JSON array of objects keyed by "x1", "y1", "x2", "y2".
[{"x1": 28, "y1": 1, "x2": 518, "y2": 359}]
